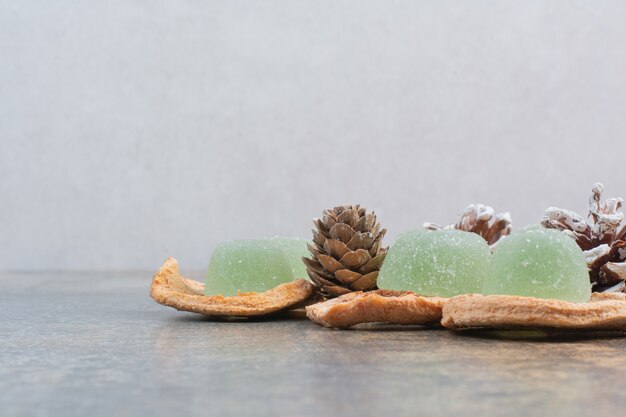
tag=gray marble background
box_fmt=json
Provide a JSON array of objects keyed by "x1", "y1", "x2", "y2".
[{"x1": 2, "y1": 1, "x2": 625, "y2": 271}]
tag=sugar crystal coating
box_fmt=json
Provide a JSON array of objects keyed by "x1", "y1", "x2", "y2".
[
  {"x1": 484, "y1": 228, "x2": 591, "y2": 302},
  {"x1": 377, "y1": 229, "x2": 490, "y2": 297},
  {"x1": 205, "y1": 238, "x2": 308, "y2": 296},
  {"x1": 268, "y1": 237, "x2": 309, "y2": 279}
]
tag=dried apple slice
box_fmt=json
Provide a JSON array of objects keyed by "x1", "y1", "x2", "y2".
[
  {"x1": 442, "y1": 292, "x2": 626, "y2": 330},
  {"x1": 150, "y1": 258, "x2": 316, "y2": 317},
  {"x1": 306, "y1": 289, "x2": 447, "y2": 329}
]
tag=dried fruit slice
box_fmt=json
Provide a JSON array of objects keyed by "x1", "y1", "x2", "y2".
[
  {"x1": 305, "y1": 289, "x2": 447, "y2": 329},
  {"x1": 151, "y1": 258, "x2": 316, "y2": 317},
  {"x1": 441, "y1": 293, "x2": 626, "y2": 330}
]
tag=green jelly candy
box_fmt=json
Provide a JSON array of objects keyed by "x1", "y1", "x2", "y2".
[
  {"x1": 377, "y1": 229, "x2": 491, "y2": 297},
  {"x1": 268, "y1": 237, "x2": 309, "y2": 279},
  {"x1": 205, "y1": 238, "x2": 308, "y2": 296},
  {"x1": 484, "y1": 229, "x2": 591, "y2": 302}
]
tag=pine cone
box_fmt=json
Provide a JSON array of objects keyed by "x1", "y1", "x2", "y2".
[
  {"x1": 423, "y1": 204, "x2": 512, "y2": 246},
  {"x1": 303, "y1": 205, "x2": 387, "y2": 298},
  {"x1": 541, "y1": 183, "x2": 626, "y2": 292}
]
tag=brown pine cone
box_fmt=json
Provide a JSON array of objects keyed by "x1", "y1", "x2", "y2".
[
  {"x1": 542, "y1": 183, "x2": 626, "y2": 292},
  {"x1": 424, "y1": 204, "x2": 512, "y2": 246},
  {"x1": 303, "y1": 205, "x2": 387, "y2": 298}
]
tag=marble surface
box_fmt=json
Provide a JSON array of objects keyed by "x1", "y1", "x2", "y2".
[{"x1": 2, "y1": 271, "x2": 625, "y2": 417}]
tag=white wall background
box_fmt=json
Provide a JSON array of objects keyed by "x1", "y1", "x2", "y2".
[{"x1": 2, "y1": 1, "x2": 625, "y2": 271}]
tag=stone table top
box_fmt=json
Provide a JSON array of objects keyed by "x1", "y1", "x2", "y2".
[{"x1": 2, "y1": 271, "x2": 625, "y2": 417}]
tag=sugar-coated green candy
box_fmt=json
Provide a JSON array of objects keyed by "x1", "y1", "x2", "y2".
[
  {"x1": 205, "y1": 238, "x2": 308, "y2": 296},
  {"x1": 377, "y1": 229, "x2": 491, "y2": 297},
  {"x1": 484, "y1": 229, "x2": 591, "y2": 303},
  {"x1": 268, "y1": 237, "x2": 309, "y2": 279}
]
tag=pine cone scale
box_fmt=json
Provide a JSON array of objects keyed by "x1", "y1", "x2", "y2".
[
  {"x1": 302, "y1": 257, "x2": 329, "y2": 277},
  {"x1": 339, "y1": 249, "x2": 371, "y2": 269},
  {"x1": 329, "y1": 223, "x2": 354, "y2": 241},
  {"x1": 306, "y1": 269, "x2": 336, "y2": 287},
  {"x1": 359, "y1": 252, "x2": 386, "y2": 274},
  {"x1": 337, "y1": 208, "x2": 359, "y2": 226},
  {"x1": 346, "y1": 232, "x2": 373, "y2": 249},
  {"x1": 317, "y1": 254, "x2": 343, "y2": 273},
  {"x1": 351, "y1": 271, "x2": 379, "y2": 291},
  {"x1": 335, "y1": 269, "x2": 362, "y2": 284},
  {"x1": 600, "y1": 262, "x2": 626, "y2": 286},
  {"x1": 323, "y1": 239, "x2": 350, "y2": 258},
  {"x1": 312, "y1": 230, "x2": 326, "y2": 247},
  {"x1": 354, "y1": 214, "x2": 375, "y2": 232}
]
